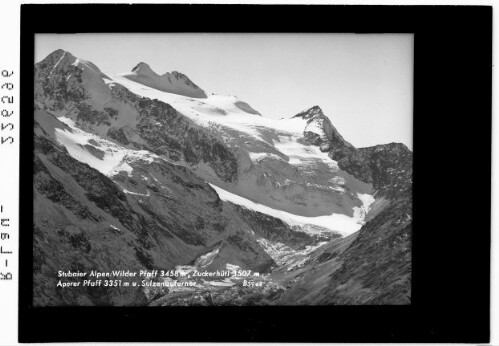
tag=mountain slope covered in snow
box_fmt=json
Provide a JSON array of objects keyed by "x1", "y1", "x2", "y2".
[{"x1": 33, "y1": 49, "x2": 412, "y2": 306}]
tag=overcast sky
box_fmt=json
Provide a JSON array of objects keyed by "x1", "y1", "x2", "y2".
[{"x1": 36, "y1": 33, "x2": 413, "y2": 149}]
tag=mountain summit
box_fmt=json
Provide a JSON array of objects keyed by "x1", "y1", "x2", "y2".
[
  {"x1": 37, "y1": 49, "x2": 111, "y2": 81},
  {"x1": 294, "y1": 105, "x2": 354, "y2": 152},
  {"x1": 131, "y1": 62, "x2": 156, "y2": 76},
  {"x1": 119, "y1": 62, "x2": 207, "y2": 98}
]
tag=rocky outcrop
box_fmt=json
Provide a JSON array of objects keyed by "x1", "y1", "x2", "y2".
[
  {"x1": 230, "y1": 203, "x2": 316, "y2": 249},
  {"x1": 34, "y1": 50, "x2": 89, "y2": 112},
  {"x1": 329, "y1": 143, "x2": 412, "y2": 199}
]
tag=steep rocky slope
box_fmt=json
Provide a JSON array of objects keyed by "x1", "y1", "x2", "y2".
[
  {"x1": 34, "y1": 110, "x2": 282, "y2": 305},
  {"x1": 274, "y1": 197, "x2": 411, "y2": 305},
  {"x1": 329, "y1": 142, "x2": 412, "y2": 199}
]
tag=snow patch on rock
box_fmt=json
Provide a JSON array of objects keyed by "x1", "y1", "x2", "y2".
[{"x1": 53, "y1": 116, "x2": 159, "y2": 177}]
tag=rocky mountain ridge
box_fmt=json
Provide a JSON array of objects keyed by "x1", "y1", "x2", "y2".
[{"x1": 122, "y1": 61, "x2": 207, "y2": 98}]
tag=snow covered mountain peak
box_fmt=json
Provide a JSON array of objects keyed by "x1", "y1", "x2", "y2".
[
  {"x1": 292, "y1": 106, "x2": 354, "y2": 152},
  {"x1": 38, "y1": 49, "x2": 111, "y2": 81},
  {"x1": 120, "y1": 62, "x2": 207, "y2": 98}
]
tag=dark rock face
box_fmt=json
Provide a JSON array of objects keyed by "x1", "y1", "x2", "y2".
[
  {"x1": 110, "y1": 85, "x2": 238, "y2": 182},
  {"x1": 34, "y1": 50, "x2": 87, "y2": 112},
  {"x1": 168, "y1": 70, "x2": 207, "y2": 97},
  {"x1": 216, "y1": 230, "x2": 276, "y2": 273},
  {"x1": 106, "y1": 127, "x2": 130, "y2": 146},
  {"x1": 315, "y1": 197, "x2": 412, "y2": 304},
  {"x1": 79, "y1": 144, "x2": 105, "y2": 160},
  {"x1": 34, "y1": 151, "x2": 99, "y2": 222},
  {"x1": 329, "y1": 143, "x2": 412, "y2": 199},
  {"x1": 231, "y1": 203, "x2": 315, "y2": 250},
  {"x1": 76, "y1": 103, "x2": 111, "y2": 127}
]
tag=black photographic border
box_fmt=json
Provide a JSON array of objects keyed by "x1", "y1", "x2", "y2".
[{"x1": 19, "y1": 4, "x2": 491, "y2": 343}]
